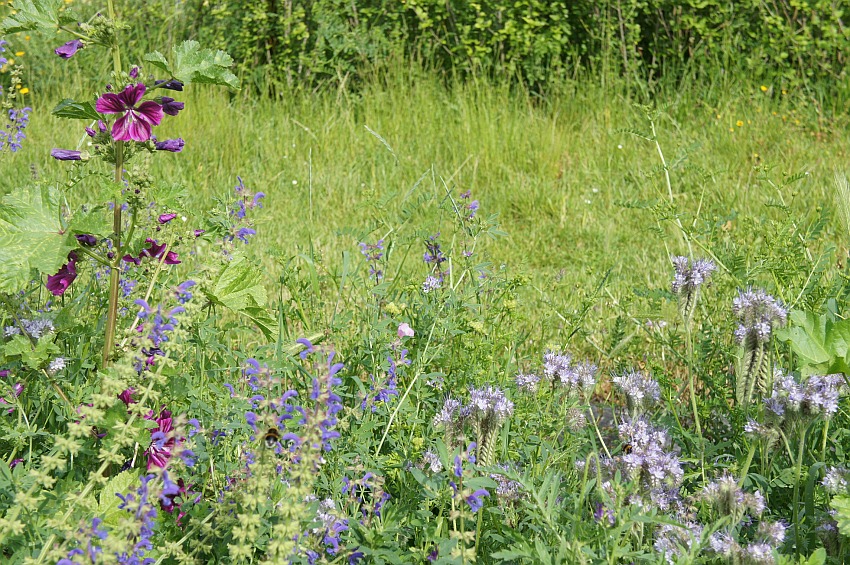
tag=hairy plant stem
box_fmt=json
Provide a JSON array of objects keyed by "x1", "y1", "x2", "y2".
[
  {"x1": 738, "y1": 441, "x2": 757, "y2": 487},
  {"x1": 102, "y1": 0, "x2": 124, "y2": 368},
  {"x1": 792, "y1": 426, "x2": 807, "y2": 558},
  {"x1": 686, "y1": 327, "x2": 706, "y2": 482}
]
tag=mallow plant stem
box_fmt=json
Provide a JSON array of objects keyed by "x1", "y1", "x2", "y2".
[{"x1": 102, "y1": 0, "x2": 124, "y2": 367}]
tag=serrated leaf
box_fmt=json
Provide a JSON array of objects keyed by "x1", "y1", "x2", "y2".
[
  {"x1": 0, "y1": 185, "x2": 75, "y2": 293},
  {"x1": 52, "y1": 99, "x2": 101, "y2": 121},
  {"x1": 206, "y1": 254, "x2": 267, "y2": 311},
  {"x1": 2, "y1": 0, "x2": 76, "y2": 34},
  {"x1": 145, "y1": 40, "x2": 239, "y2": 89},
  {"x1": 204, "y1": 254, "x2": 273, "y2": 339},
  {"x1": 2, "y1": 335, "x2": 32, "y2": 361},
  {"x1": 68, "y1": 205, "x2": 109, "y2": 239}
]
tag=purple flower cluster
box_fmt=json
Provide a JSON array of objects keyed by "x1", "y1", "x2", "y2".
[
  {"x1": 460, "y1": 190, "x2": 479, "y2": 220},
  {"x1": 359, "y1": 239, "x2": 385, "y2": 283},
  {"x1": 654, "y1": 522, "x2": 703, "y2": 564},
  {"x1": 1, "y1": 107, "x2": 31, "y2": 153},
  {"x1": 671, "y1": 255, "x2": 716, "y2": 295},
  {"x1": 701, "y1": 473, "x2": 765, "y2": 518},
  {"x1": 361, "y1": 350, "x2": 406, "y2": 412},
  {"x1": 422, "y1": 233, "x2": 448, "y2": 293},
  {"x1": 733, "y1": 288, "x2": 787, "y2": 345},
  {"x1": 765, "y1": 368, "x2": 846, "y2": 422},
  {"x1": 467, "y1": 386, "x2": 515, "y2": 423},
  {"x1": 133, "y1": 300, "x2": 184, "y2": 370},
  {"x1": 542, "y1": 350, "x2": 597, "y2": 398},
  {"x1": 708, "y1": 520, "x2": 785, "y2": 564},
  {"x1": 306, "y1": 497, "x2": 350, "y2": 558},
  {"x1": 225, "y1": 176, "x2": 264, "y2": 246},
  {"x1": 822, "y1": 466, "x2": 849, "y2": 493},
  {"x1": 514, "y1": 372, "x2": 541, "y2": 393},
  {"x1": 612, "y1": 369, "x2": 661, "y2": 412}
]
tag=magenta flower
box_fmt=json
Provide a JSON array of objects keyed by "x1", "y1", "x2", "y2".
[
  {"x1": 122, "y1": 238, "x2": 180, "y2": 265},
  {"x1": 154, "y1": 138, "x2": 184, "y2": 152},
  {"x1": 51, "y1": 149, "x2": 82, "y2": 161},
  {"x1": 46, "y1": 252, "x2": 78, "y2": 296},
  {"x1": 95, "y1": 84, "x2": 163, "y2": 142},
  {"x1": 158, "y1": 213, "x2": 177, "y2": 224},
  {"x1": 54, "y1": 39, "x2": 83, "y2": 59},
  {"x1": 118, "y1": 387, "x2": 137, "y2": 405},
  {"x1": 146, "y1": 408, "x2": 175, "y2": 469}
]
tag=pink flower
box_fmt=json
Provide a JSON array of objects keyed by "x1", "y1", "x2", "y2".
[
  {"x1": 96, "y1": 83, "x2": 163, "y2": 142},
  {"x1": 398, "y1": 323, "x2": 414, "y2": 338},
  {"x1": 145, "y1": 408, "x2": 175, "y2": 469}
]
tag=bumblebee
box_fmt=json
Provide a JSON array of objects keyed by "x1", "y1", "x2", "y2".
[
  {"x1": 263, "y1": 427, "x2": 280, "y2": 449},
  {"x1": 622, "y1": 443, "x2": 633, "y2": 455}
]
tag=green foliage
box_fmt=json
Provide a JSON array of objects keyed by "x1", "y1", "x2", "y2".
[
  {"x1": 0, "y1": 184, "x2": 75, "y2": 293},
  {"x1": 145, "y1": 40, "x2": 240, "y2": 89},
  {"x1": 779, "y1": 310, "x2": 850, "y2": 376},
  {"x1": 1, "y1": 0, "x2": 77, "y2": 34}
]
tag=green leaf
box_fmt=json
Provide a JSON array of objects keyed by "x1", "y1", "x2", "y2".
[
  {"x1": 97, "y1": 469, "x2": 141, "y2": 527},
  {"x1": 204, "y1": 254, "x2": 273, "y2": 339},
  {"x1": 834, "y1": 494, "x2": 850, "y2": 537},
  {"x1": 779, "y1": 310, "x2": 831, "y2": 367},
  {"x1": 1, "y1": 334, "x2": 59, "y2": 369},
  {"x1": 0, "y1": 185, "x2": 75, "y2": 293},
  {"x1": 68, "y1": 205, "x2": 109, "y2": 239},
  {"x1": 52, "y1": 99, "x2": 101, "y2": 121},
  {"x1": 2, "y1": 0, "x2": 76, "y2": 34},
  {"x1": 145, "y1": 40, "x2": 239, "y2": 89}
]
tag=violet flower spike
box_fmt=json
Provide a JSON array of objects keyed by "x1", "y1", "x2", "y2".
[
  {"x1": 95, "y1": 83, "x2": 163, "y2": 142},
  {"x1": 54, "y1": 39, "x2": 83, "y2": 59}
]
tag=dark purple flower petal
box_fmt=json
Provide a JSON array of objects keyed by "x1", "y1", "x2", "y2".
[
  {"x1": 193, "y1": 229, "x2": 205, "y2": 237},
  {"x1": 54, "y1": 39, "x2": 83, "y2": 59},
  {"x1": 51, "y1": 149, "x2": 81, "y2": 161},
  {"x1": 160, "y1": 97, "x2": 184, "y2": 116},
  {"x1": 129, "y1": 66, "x2": 139, "y2": 79},
  {"x1": 155, "y1": 79, "x2": 184, "y2": 91},
  {"x1": 136, "y1": 100, "x2": 164, "y2": 125},
  {"x1": 158, "y1": 213, "x2": 177, "y2": 224},
  {"x1": 75, "y1": 234, "x2": 97, "y2": 246}
]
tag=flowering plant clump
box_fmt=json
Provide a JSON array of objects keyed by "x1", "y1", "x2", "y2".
[{"x1": 1, "y1": 3, "x2": 850, "y2": 563}]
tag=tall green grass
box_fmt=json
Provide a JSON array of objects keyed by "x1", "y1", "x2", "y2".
[{"x1": 3, "y1": 59, "x2": 846, "y2": 352}]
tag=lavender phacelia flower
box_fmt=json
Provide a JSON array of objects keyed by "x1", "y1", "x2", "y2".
[
  {"x1": 613, "y1": 369, "x2": 661, "y2": 413},
  {"x1": 514, "y1": 372, "x2": 540, "y2": 393},
  {"x1": 671, "y1": 255, "x2": 716, "y2": 324},
  {"x1": 734, "y1": 288, "x2": 787, "y2": 406}
]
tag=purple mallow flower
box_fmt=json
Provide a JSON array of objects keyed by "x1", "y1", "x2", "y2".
[
  {"x1": 46, "y1": 252, "x2": 78, "y2": 296},
  {"x1": 51, "y1": 149, "x2": 82, "y2": 161},
  {"x1": 159, "y1": 96, "x2": 184, "y2": 116},
  {"x1": 155, "y1": 138, "x2": 184, "y2": 152},
  {"x1": 129, "y1": 66, "x2": 139, "y2": 79},
  {"x1": 158, "y1": 213, "x2": 177, "y2": 224},
  {"x1": 96, "y1": 83, "x2": 163, "y2": 142},
  {"x1": 54, "y1": 39, "x2": 83, "y2": 59}
]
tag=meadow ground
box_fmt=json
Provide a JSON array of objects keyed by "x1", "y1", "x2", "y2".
[{"x1": 4, "y1": 66, "x2": 847, "y2": 354}]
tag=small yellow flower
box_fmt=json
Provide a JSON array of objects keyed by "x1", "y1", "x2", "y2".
[
  {"x1": 782, "y1": 89, "x2": 787, "y2": 95},
  {"x1": 24, "y1": 36, "x2": 30, "y2": 41},
  {"x1": 6, "y1": 58, "x2": 13, "y2": 65},
  {"x1": 729, "y1": 128, "x2": 734, "y2": 132},
  {"x1": 736, "y1": 120, "x2": 744, "y2": 127},
  {"x1": 760, "y1": 85, "x2": 768, "y2": 92},
  {"x1": 19, "y1": 88, "x2": 28, "y2": 95},
  {"x1": 716, "y1": 114, "x2": 721, "y2": 119},
  {"x1": 15, "y1": 51, "x2": 24, "y2": 57}
]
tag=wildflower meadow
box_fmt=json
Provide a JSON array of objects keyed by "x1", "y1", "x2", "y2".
[{"x1": 1, "y1": 0, "x2": 850, "y2": 564}]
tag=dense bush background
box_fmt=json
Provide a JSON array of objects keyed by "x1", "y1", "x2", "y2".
[{"x1": 108, "y1": 0, "x2": 850, "y2": 92}]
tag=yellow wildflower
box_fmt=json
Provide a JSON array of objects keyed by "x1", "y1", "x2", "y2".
[
  {"x1": 19, "y1": 88, "x2": 28, "y2": 95},
  {"x1": 15, "y1": 51, "x2": 24, "y2": 57},
  {"x1": 760, "y1": 85, "x2": 768, "y2": 92},
  {"x1": 736, "y1": 120, "x2": 744, "y2": 127}
]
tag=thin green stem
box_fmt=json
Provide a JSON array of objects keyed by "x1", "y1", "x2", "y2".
[
  {"x1": 686, "y1": 326, "x2": 706, "y2": 482},
  {"x1": 738, "y1": 441, "x2": 757, "y2": 486}
]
